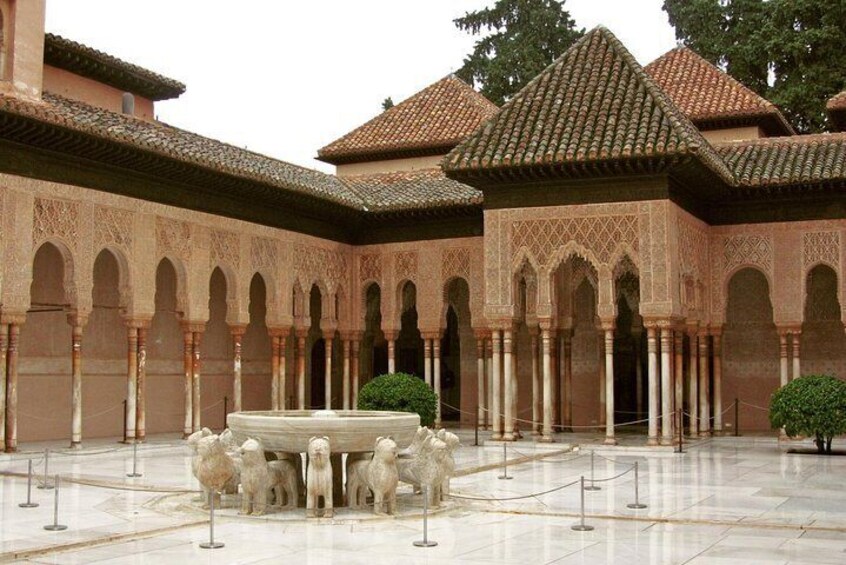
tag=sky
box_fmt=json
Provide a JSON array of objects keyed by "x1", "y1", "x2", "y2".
[{"x1": 45, "y1": 1, "x2": 678, "y2": 174}]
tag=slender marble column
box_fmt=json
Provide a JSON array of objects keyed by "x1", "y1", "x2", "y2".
[
  {"x1": 712, "y1": 333, "x2": 723, "y2": 434},
  {"x1": 269, "y1": 332, "x2": 280, "y2": 411},
  {"x1": 511, "y1": 335, "x2": 518, "y2": 436},
  {"x1": 502, "y1": 328, "x2": 514, "y2": 441},
  {"x1": 688, "y1": 330, "x2": 699, "y2": 437},
  {"x1": 136, "y1": 325, "x2": 148, "y2": 442},
  {"x1": 660, "y1": 326, "x2": 673, "y2": 445},
  {"x1": 476, "y1": 337, "x2": 486, "y2": 429},
  {"x1": 541, "y1": 328, "x2": 553, "y2": 441},
  {"x1": 491, "y1": 330, "x2": 502, "y2": 440},
  {"x1": 434, "y1": 336, "x2": 442, "y2": 427},
  {"x1": 530, "y1": 331, "x2": 539, "y2": 434},
  {"x1": 698, "y1": 333, "x2": 710, "y2": 437},
  {"x1": 352, "y1": 339, "x2": 360, "y2": 409},
  {"x1": 324, "y1": 334, "x2": 334, "y2": 409},
  {"x1": 297, "y1": 332, "x2": 307, "y2": 409},
  {"x1": 234, "y1": 328, "x2": 246, "y2": 412},
  {"x1": 126, "y1": 326, "x2": 138, "y2": 441},
  {"x1": 279, "y1": 334, "x2": 287, "y2": 410},
  {"x1": 423, "y1": 339, "x2": 432, "y2": 387},
  {"x1": 634, "y1": 329, "x2": 644, "y2": 418},
  {"x1": 563, "y1": 332, "x2": 573, "y2": 430},
  {"x1": 182, "y1": 330, "x2": 193, "y2": 438},
  {"x1": 791, "y1": 332, "x2": 801, "y2": 381},
  {"x1": 674, "y1": 330, "x2": 684, "y2": 441},
  {"x1": 486, "y1": 338, "x2": 494, "y2": 430},
  {"x1": 550, "y1": 330, "x2": 559, "y2": 429},
  {"x1": 598, "y1": 330, "x2": 606, "y2": 426},
  {"x1": 192, "y1": 331, "x2": 203, "y2": 432},
  {"x1": 604, "y1": 327, "x2": 616, "y2": 445},
  {"x1": 387, "y1": 334, "x2": 396, "y2": 374},
  {"x1": 647, "y1": 325, "x2": 659, "y2": 445},
  {"x1": 0, "y1": 324, "x2": 7, "y2": 449},
  {"x1": 70, "y1": 318, "x2": 84, "y2": 448},
  {"x1": 779, "y1": 331, "x2": 789, "y2": 388},
  {"x1": 5, "y1": 323, "x2": 20, "y2": 452},
  {"x1": 342, "y1": 339, "x2": 351, "y2": 410}
]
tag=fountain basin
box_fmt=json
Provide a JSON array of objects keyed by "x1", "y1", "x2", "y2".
[{"x1": 227, "y1": 410, "x2": 420, "y2": 453}]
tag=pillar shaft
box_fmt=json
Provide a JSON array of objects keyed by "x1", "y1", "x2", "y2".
[
  {"x1": 674, "y1": 330, "x2": 684, "y2": 441},
  {"x1": 5, "y1": 323, "x2": 20, "y2": 452},
  {"x1": 434, "y1": 336, "x2": 442, "y2": 427},
  {"x1": 598, "y1": 331, "x2": 606, "y2": 426},
  {"x1": 491, "y1": 330, "x2": 502, "y2": 439},
  {"x1": 477, "y1": 338, "x2": 486, "y2": 428},
  {"x1": 0, "y1": 324, "x2": 7, "y2": 448},
  {"x1": 182, "y1": 330, "x2": 193, "y2": 438},
  {"x1": 70, "y1": 321, "x2": 83, "y2": 447},
  {"x1": 502, "y1": 328, "x2": 514, "y2": 441},
  {"x1": 604, "y1": 328, "x2": 616, "y2": 445},
  {"x1": 279, "y1": 335, "x2": 287, "y2": 410},
  {"x1": 660, "y1": 326, "x2": 673, "y2": 444},
  {"x1": 423, "y1": 339, "x2": 432, "y2": 386},
  {"x1": 779, "y1": 332, "x2": 789, "y2": 387},
  {"x1": 634, "y1": 331, "x2": 644, "y2": 418},
  {"x1": 541, "y1": 329, "x2": 553, "y2": 441},
  {"x1": 136, "y1": 326, "x2": 147, "y2": 442},
  {"x1": 688, "y1": 331, "x2": 699, "y2": 437},
  {"x1": 192, "y1": 331, "x2": 202, "y2": 432},
  {"x1": 324, "y1": 335, "x2": 333, "y2": 409},
  {"x1": 647, "y1": 326, "x2": 659, "y2": 445},
  {"x1": 234, "y1": 330, "x2": 246, "y2": 412},
  {"x1": 486, "y1": 338, "x2": 493, "y2": 430},
  {"x1": 791, "y1": 333, "x2": 801, "y2": 380},
  {"x1": 712, "y1": 333, "x2": 723, "y2": 434},
  {"x1": 563, "y1": 333, "x2": 573, "y2": 429},
  {"x1": 126, "y1": 326, "x2": 138, "y2": 441},
  {"x1": 297, "y1": 334, "x2": 306, "y2": 409},
  {"x1": 270, "y1": 333, "x2": 279, "y2": 411},
  {"x1": 387, "y1": 337, "x2": 396, "y2": 374},
  {"x1": 343, "y1": 339, "x2": 351, "y2": 410},
  {"x1": 698, "y1": 333, "x2": 710, "y2": 437},
  {"x1": 530, "y1": 333, "x2": 539, "y2": 434},
  {"x1": 352, "y1": 339, "x2": 360, "y2": 409}
]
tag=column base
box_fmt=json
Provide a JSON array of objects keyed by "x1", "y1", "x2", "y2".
[
  {"x1": 713, "y1": 428, "x2": 723, "y2": 436},
  {"x1": 603, "y1": 437, "x2": 617, "y2": 446},
  {"x1": 69, "y1": 441, "x2": 82, "y2": 449},
  {"x1": 530, "y1": 430, "x2": 541, "y2": 436},
  {"x1": 646, "y1": 436, "x2": 659, "y2": 446},
  {"x1": 491, "y1": 433, "x2": 503, "y2": 441},
  {"x1": 502, "y1": 432, "x2": 515, "y2": 441},
  {"x1": 660, "y1": 437, "x2": 674, "y2": 446},
  {"x1": 699, "y1": 431, "x2": 712, "y2": 438},
  {"x1": 538, "y1": 434, "x2": 554, "y2": 443},
  {"x1": 4, "y1": 446, "x2": 17, "y2": 453},
  {"x1": 182, "y1": 432, "x2": 192, "y2": 439}
]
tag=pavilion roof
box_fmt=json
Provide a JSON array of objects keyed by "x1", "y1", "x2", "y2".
[{"x1": 341, "y1": 168, "x2": 482, "y2": 213}]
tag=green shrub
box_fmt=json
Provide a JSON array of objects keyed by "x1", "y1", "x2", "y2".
[
  {"x1": 357, "y1": 373, "x2": 437, "y2": 427},
  {"x1": 769, "y1": 375, "x2": 846, "y2": 454}
]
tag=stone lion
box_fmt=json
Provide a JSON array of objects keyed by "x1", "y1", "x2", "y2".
[
  {"x1": 238, "y1": 438, "x2": 270, "y2": 515},
  {"x1": 196, "y1": 434, "x2": 235, "y2": 509},
  {"x1": 347, "y1": 437, "x2": 399, "y2": 515},
  {"x1": 306, "y1": 436, "x2": 333, "y2": 518}
]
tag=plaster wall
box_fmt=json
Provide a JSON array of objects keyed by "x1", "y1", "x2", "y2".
[
  {"x1": 42, "y1": 65, "x2": 155, "y2": 120},
  {"x1": 335, "y1": 155, "x2": 444, "y2": 177},
  {"x1": 701, "y1": 126, "x2": 763, "y2": 144}
]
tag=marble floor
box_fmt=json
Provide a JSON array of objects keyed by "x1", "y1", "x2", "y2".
[{"x1": 1, "y1": 432, "x2": 845, "y2": 564}]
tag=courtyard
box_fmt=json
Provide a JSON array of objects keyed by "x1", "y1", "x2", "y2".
[{"x1": 1, "y1": 432, "x2": 845, "y2": 564}]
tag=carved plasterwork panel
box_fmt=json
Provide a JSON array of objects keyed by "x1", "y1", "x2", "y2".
[
  {"x1": 441, "y1": 247, "x2": 471, "y2": 282},
  {"x1": 210, "y1": 229, "x2": 240, "y2": 270},
  {"x1": 33, "y1": 197, "x2": 79, "y2": 248},
  {"x1": 803, "y1": 231, "x2": 840, "y2": 270},
  {"x1": 293, "y1": 244, "x2": 347, "y2": 290},
  {"x1": 94, "y1": 206, "x2": 133, "y2": 252},
  {"x1": 723, "y1": 234, "x2": 773, "y2": 275},
  {"x1": 393, "y1": 251, "x2": 418, "y2": 282},
  {"x1": 156, "y1": 217, "x2": 191, "y2": 260},
  {"x1": 250, "y1": 236, "x2": 278, "y2": 272},
  {"x1": 359, "y1": 253, "x2": 382, "y2": 282}
]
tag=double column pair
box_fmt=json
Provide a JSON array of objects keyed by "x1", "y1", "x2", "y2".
[
  {"x1": 1, "y1": 316, "x2": 23, "y2": 452},
  {"x1": 489, "y1": 327, "x2": 519, "y2": 441},
  {"x1": 124, "y1": 318, "x2": 151, "y2": 443},
  {"x1": 777, "y1": 328, "x2": 801, "y2": 388},
  {"x1": 677, "y1": 326, "x2": 722, "y2": 439},
  {"x1": 422, "y1": 332, "x2": 442, "y2": 427}
]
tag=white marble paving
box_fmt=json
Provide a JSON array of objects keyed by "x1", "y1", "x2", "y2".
[{"x1": 0, "y1": 433, "x2": 845, "y2": 563}]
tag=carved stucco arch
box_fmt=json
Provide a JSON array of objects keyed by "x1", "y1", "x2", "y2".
[
  {"x1": 440, "y1": 276, "x2": 473, "y2": 328},
  {"x1": 801, "y1": 262, "x2": 843, "y2": 326},
  {"x1": 155, "y1": 254, "x2": 189, "y2": 321},
  {"x1": 31, "y1": 238, "x2": 80, "y2": 314},
  {"x1": 93, "y1": 245, "x2": 134, "y2": 316},
  {"x1": 208, "y1": 263, "x2": 240, "y2": 326}
]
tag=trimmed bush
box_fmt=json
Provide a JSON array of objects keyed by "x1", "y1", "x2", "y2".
[
  {"x1": 357, "y1": 373, "x2": 437, "y2": 427},
  {"x1": 769, "y1": 375, "x2": 846, "y2": 454}
]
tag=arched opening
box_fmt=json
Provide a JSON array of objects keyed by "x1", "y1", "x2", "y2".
[
  {"x1": 443, "y1": 277, "x2": 471, "y2": 423},
  {"x1": 307, "y1": 284, "x2": 325, "y2": 408},
  {"x1": 19, "y1": 242, "x2": 73, "y2": 443},
  {"x1": 397, "y1": 281, "x2": 423, "y2": 375},
  {"x1": 512, "y1": 268, "x2": 534, "y2": 433},
  {"x1": 802, "y1": 265, "x2": 846, "y2": 376},
  {"x1": 80, "y1": 249, "x2": 126, "y2": 439},
  {"x1": 0, "y1": 6, "x2": 7, "y2": 81},
  {"x1": 203, "y1": 267, "x2": 232, "y2": 429},
  {"x1": 242, "y1": 274, "x2": 272, "y2": 410},
  {"x1": 362, "y1": 283, "x2": 387, "y2": 381},
  {"x1": 723, "y1": 267, "x2": 778, "y2": 431},
  {"x1": 571, "y1": 277, "x2": 600, "y2": 427},
  {"x1": 147, "y1": 258, "x2": 184, "y2": 434},
  {"x1": 613, "y1": 270, "x2": 643, "y2": 425}
]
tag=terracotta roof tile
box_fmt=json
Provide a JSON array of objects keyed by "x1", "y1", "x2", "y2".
[
  {"x1": 0, "y1": 92, "x2": 362, "y2": 207},
  {"x1": 318, "y1": 75, "x2": 498, "y2": 165},
  {"x1": 645, "y1": 47, "x2": 793, "y2": 135},
  {"x1": 44, "y1": 33, "x2": 186, "y2": 101},
  {"x1": 714, "y1": 133, "x2": 846, "y2": 188},
  {"x1": 828, "y1": 91, "x2": 846, "y2": 111},
  {"x1": 341, "y1": 168, "x2": 482, "y2": 213},
  {"x1": 443, "y1": 27, "x2": 734, "y2": 184}
]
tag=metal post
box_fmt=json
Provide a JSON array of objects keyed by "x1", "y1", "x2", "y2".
[
  {"x1": 627, "y1": 461, "x2": 647, "y2": 509},
  {"x1": 413, "y1": 485, "x2": 438, "y2": 547},
  {"x1": 223, "y1": 395, "x2": 228, "y2": 430},
  {"x1": 498, "y1": 442, "x2": 512, "y2": 480},
  {"x1": 199, "y1": 490, "x2": 224, "y2": 549},
  {"x1": 19, "y1": 459, "x2": 39, "y2": 508},
  {"x1": 38, "y1": 449, "x2": 53, "y2": 490},
  {"x1": 127, "y1": 442, "x2": 142, "y2": 477},
  {"x1": 474, "y1": 406, "x2": 479, "y2": 447},
  {"x1": 123, "y1": 399, "x2": 128, "y2": 443},
  {"x1": 43, "y1": 475, "x2": 67, "y2": 531},
  {"x1": 571, "y1": 476, "x2": 594, "y2": 531},
  {"x1": 677, "y1": 408, "x2": 684, "y2": 454},
  {"x1": 734, "y1": 397, "x2": 739, "y2": 437},
  {"x1": 584, "y1": 450, "x2": 600, "y2": 491}
]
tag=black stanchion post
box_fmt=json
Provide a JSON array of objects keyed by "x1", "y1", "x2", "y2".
[
  {"x1": 571, "y1": 476, "x2": 594, "y2": 531},
  {"x1": 19, "y1": 459, "x2": 39, "y2": 508},
  {"x1": 123, "y1": 399, "x2": 128, "y2": 443},
  {"x1": 43, "y1": 475, "x2": 67, "y2": 531},
  {"x1": 38, "y1": 448, "x2": 53, "y2": 490},
  {"x1": 199, "y1": 490, "x2": 224, "y2": 549},
  {"x1": 734, "y1": 397, "x2": 739, "y2": 437},
  {"x1": 127, "y1": 442, "x2": 142, "y2": 477},
  {"x1": 627, "y1": 461, "x2": 647, "y2": 509},
  {"x1": 474, "y1": 406, "x2": 479, "y2": 447},
  {"x1": 584, "y1": 451, "x2": 600, "y2": 491},
  {"x1": 498, "y1": 442, "x2": 512, "y2": 480},
  {"x1": 413, "y1": 485, "x2": 438, "y2": 547}
]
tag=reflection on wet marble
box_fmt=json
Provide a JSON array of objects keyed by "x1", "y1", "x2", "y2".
[{"x1": 1, "y1": 432, "x2": 845, "y2": 564}]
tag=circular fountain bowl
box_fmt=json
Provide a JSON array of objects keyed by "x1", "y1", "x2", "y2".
[{"x1": 226, "y1": 410, "x2": 420, "y2": 453}]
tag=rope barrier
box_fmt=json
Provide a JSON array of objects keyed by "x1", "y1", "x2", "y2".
[
  {"x1": 447, "y1": 401, "x2": 657, "y2": 430},
  {"x1": 449, "y1": 478, "x2": 581, "y2": 501},
  {"x1": 739, "y1": 400, "x2": 769, "y2": 412}
]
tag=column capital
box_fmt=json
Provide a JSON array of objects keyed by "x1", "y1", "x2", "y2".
[
  {"x1": 776, "y1": 323, "x2": 802, "y2": 336},
  {"x1": 267, "y1": 326, "x2": 290, "y2": 339},
  {"x1": 0, "y1": 311, "x2": 27, "y2": 325},
  {"x1": 229, "y1": 324, "x2": 247, "y2": 337},
  {"x1": 383, "y1": 329, "x2": 399, "y2": 341},
  {"x1": 123, "y1": 316, "x2": 151, "y2": 330},
  {"x1": 67, "y1": 311, "x2": 90, "y2": 328},
  {"x1": 294, "y1": 327, "x2": 309, "y2": 339},
  {"x1": 180, "y1": 321, "x2": 206, "y2": 333},
  {"x1": 472, "y1": 328, "x2": 491, "y2": 340},
  {"x1": 322, "y1": 330, "x2": 336, "y2": 341},
  {"x1": 421, "y1": 330, "x2": 441, "y2": 340},
  {"x1": 598, "y1": 317, "x2": 616, "y2": 332}
]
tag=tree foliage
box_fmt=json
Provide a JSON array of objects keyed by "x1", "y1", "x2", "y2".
[
  {"x1": 663, "y1": 0, "x2": 846, "y2": 133},
  {"x1": 382, "y1": 97, "x2": 394, "y2": 111},
  {"x1": 769, "y1": 375, "x2": 846, "y2": 454},
  {"x1": 357, "y1": 372, "x2": 437, "y2": 427},
  {"x1": 454, "y1": 0, "x2": 583, "y2": 105}
]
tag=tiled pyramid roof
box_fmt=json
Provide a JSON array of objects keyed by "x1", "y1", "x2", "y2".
[
  {"x1": 828, "y1": 91, "x2": 846, "y2": 132},
  {"x1": 341, "y1": 168, "x2": 482, "y2": 213},
  {"x1": 644, "y1": 47, "x2": 793, "y2": 135},
  {"x1": 443, "y1": 27, "x2": 734, "y2": 184},
  {"x1": 44, "y1": 33, "x2": 186, "y2": 101},
  {"x1": 317, "y1": 75, "x2": 498, "y2": 165},
  {"x1": 714, "y1": 133, "x2": 846, "y2": 189}
]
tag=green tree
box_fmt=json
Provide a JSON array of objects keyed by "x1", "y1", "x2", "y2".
[
  {"x1": 454, "y1": 0, "x2": 584, "y2": 105},
  {"x1": 382, "y1": 97, "x2": 394, "y2": 111},
  {"x1": 663, "y1": 0, "x2": 846, "y2": 133},
  {"x1": 769, "y1": 375, "x2": 846, "y2": 454}
]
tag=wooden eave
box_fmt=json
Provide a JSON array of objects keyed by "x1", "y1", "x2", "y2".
[{"x1": 317, "y1": 143, "x2": 457, "y2": 166}]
